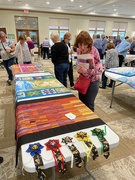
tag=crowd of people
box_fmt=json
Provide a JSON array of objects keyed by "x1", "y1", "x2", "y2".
[{"x1": 0, "y1": 30, "x2": 135, "y2": 112}]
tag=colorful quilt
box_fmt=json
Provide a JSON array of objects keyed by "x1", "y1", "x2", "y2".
[
  {"x1": 16, "y1": 95, "x2": 105, "y2": 152},
  {"x1": 12, "y1": 64, "x2": 45, "y2": 75},
  {"x1": 116, "y1": 76, "x2": 135, "y2": 89},
  {"x1": 106, "y1": 67, "x2": 135, "y2": 77},
  {"x1": 15, "y1": 73, "x2": 71, "y2": 102}
]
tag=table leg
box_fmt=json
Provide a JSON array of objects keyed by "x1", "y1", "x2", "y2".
[
  {"x1": 83, "y1": 156, "x2": 96, "y2": 180},
  {"x1": 110, "y1": 81, "x2": 116, "y2": 108},
  {"x1": 52, "y1": 166, "x2": 56, "y2": 180}
]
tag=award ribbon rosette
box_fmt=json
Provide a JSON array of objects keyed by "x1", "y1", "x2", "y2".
[
  {"x1": 91, "y1": 126, "x2": 110, "y2": 159},
  {"x1": 26, "y1": 143, "x2": 46, "y2": 179},
  {"x1": 75, "y1": 131, "x2": 99, "y2": 161},
  {"x1": 45, "y1": 139, "x2": 67, "y2": 174},
  {"x1": 61, "y1": 136, "x2": 82, "y2": 168}
]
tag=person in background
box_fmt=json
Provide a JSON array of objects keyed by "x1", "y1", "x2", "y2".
[
  {"x1": 0, "y1": 31, "x2": 15, "y2": 85},
  {"x1": 74, "y1": 31, "x2": 102, "y2": 112},
  {"x1": 15, "y1": 34, "x2": 32, "y2": 64},
  {"x1": 115, "y1": 37, "x2": 131, "y2": 67},
  {"x1": 92, "y1": 34, "x2": 97, "y2": 42},
  {"x1": 125, "y1": 36, "x2": 129, "y2": 40},
  {"x1": 113, "y1": 35, "x2": 121, "y2": 47},
  {"x1": 62, "y1": 32, "x2": 75, "y2": 89},
  {"x1": 100, "y1": 43, "x2": 119, "y2": 89},
  {"x1": 101, "y1": 34, "x2": 107, "y2": 59},
  {"x1": 0, "y1": 156, "x2": 3, "y2": 164},
  {"x1": 129, "y1": 36, "x2": 135, "y2": 54},
  {"x1": 93, "y1": 34, "x2": 102, "y2": 59},
  {"x1": 26, "y1": 36, "x2": 34, "y2": 51},
  {"x1": 42, "y1": 37, "x2": 50, "y2": 59},
  {"x1": 50, "y1": 32, "x2": 69, "y2": 87}
]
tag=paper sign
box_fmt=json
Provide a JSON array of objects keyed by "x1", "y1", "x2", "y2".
[{"x1": 65, "y1": 113, "x2": 76, "y2": 120}]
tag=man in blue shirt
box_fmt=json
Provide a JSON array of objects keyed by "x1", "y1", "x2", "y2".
[
  {"x1": 101, "y1": 34, "x2": 107, "y2": 59},
  {"x1": 115, "y1": 38, "x2": 131, "y2": 67}
]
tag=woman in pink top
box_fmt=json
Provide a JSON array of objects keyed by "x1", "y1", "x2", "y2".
[{"x1": 74, "y1": 31, "x2": 102, "y2": 111}]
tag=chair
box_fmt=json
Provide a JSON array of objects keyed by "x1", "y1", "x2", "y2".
[{"x1": 31, "y1": 47, "x2": 39, "y2": 63}]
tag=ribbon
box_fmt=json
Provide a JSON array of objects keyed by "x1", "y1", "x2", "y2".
[
  {"x1": 45, "y1": 139, "x2": 67, "y2": 174},
  {"x1": 91, "y1": 126, "x2": 110, "y2": 159},
  {"x1": 61, "y1": 136, "x2": 82, "y2": 168},
  {"x1": 75, "y1": 131, "x2": 99, "y2": 161},
  {"x1": 26, "y1": 143, "x2": 46, "y2": 179}
]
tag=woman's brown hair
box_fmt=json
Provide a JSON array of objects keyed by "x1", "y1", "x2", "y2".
[
  {"x1": 106, "y1": 43, "x2": 115, "y2": 50},
  {"x1": 64, "y1": 32, "x2": 71, "y2": 40},
  {"x1": 19, "y1": 34, "x2": 26, "y2": 41},
  {"x1": 74, "y1": 31, "x2": 93, "y2": 51}
]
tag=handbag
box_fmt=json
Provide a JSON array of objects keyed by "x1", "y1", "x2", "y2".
[
  {"x1": 9, "y1": 51, "x2": 15, "y2": 58},
  {"x1": 1, "y1": 41, "x2": 15, "y2": 58},
  {"x1": 74, "y1": 74, "x2": 91, "y2": 94}
]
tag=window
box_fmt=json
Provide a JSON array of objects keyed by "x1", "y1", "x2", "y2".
[
  {"x1": 89, "y1": 21, "x2": 105, "y2": 37},
  {"x1": 49, "y1": 18, "x2": 69, "y2": 45},
  {"x1": 15, "y1": 16, "x2": 38, "y2": 29},
  {"x1": 112, "y1": 22, "x2": 128, "y2": 40},
  {"x1": 14, "y1": 16, "x2": 39, "y2": 47}
]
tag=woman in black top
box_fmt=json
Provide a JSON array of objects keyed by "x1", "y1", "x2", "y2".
[{"x1": 50, "y1": 32, "x2": 69, "y2": 87}]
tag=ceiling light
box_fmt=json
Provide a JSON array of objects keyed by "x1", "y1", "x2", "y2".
[
  {"x1": 114, "y1": 9, "x2": 116, "y2": 11},
  {"x1": 80, "y1": 5, "x2": 82, "y2": 8},
  {"x1": 46, "y1": 2, "x2": 50, "y2": 4},
  {"x1": 71, "y1": 0, "x2": 74, "y2": 2}
]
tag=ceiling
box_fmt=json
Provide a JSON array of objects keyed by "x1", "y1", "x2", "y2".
[{"x1": 0, "y1": 0, "x2": 135, "y2": 19}]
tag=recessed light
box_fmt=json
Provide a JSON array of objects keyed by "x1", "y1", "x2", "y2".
[
  {"x1": 114, "y1": 9, "x2": 117, "y2": 11},
  {"x1": 71, "y1": 0, "x2": 74, "y2": 2},
  {"x1": 80, "y1": 5, "x2": 82, "y2": 8},
  {"x1": 46, "y1": 2, "x2": 50, "y2": 4}
]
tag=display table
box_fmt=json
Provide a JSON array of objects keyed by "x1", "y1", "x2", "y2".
[
  {"x1": 105, "y1": 67, "x2": 135, "y2": 107},
  {"x1": 14, "y1": 67, "x2": 119, "y2": 180}
]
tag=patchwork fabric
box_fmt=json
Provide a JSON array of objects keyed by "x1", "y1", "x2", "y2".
[
  {"x1": 15, "y1": 95, "x2": 105, "y2": 165},
  {"x1": 15, "y1": 73, "x2": 71, "y2": 101},
  {"x1": 12, "y1": 64, "x2": 45, "y2": 75}
]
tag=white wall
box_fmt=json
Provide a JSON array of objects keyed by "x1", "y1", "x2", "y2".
[{"x1": 1, "y1": 9, "x2": 135, "y2": 45}]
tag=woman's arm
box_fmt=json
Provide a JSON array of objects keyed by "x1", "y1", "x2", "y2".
[{"x1": 77, "y1": 47, "x2": 102, "y2": 77}]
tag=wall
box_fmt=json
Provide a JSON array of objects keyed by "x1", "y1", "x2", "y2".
[{"x1": 0, "y1": 9, "x2": 135, "y2": 45}]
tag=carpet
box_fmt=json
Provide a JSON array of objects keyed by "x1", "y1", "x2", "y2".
[{"x1": 0, "y1": 59, "x2": 135, "y2": 180}]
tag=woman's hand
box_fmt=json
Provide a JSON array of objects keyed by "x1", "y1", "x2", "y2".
[
  {"x1": 77, "y1": 63, "x2": 87, "y2": 74},
  {"x1": 6, "y1": 49, "x2": 11, "y2": 53}
]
